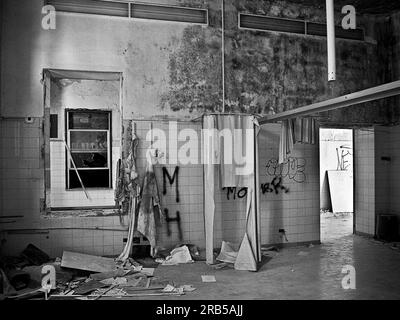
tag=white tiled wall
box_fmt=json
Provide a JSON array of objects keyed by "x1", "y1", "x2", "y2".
[
  {"x1": 213, "y1": 173, "x2": 248, "y2": 246},
  {"x1": 133, "y1": 120, "x2": 205, "y2": 248},
  {"x1": 0, "y1": 118, "x2": 44, "y2": 219},
  {"x1": 387, "y1": 125, "x2": 400, "y2": 229},
  {"x1": 354, "y1": 125, "x2": 400, "y2": 236},
  {"x1": 258, "y1": 124, "x2": 320, "y2": 245},
  {"x1": 375, "y1": 126, "x2": 391, "y2": 215},
  {"x1": 1, "y1": 118, "x2": 323, "y2": 258},
  {"x1": 3, "y1": 216, "x2": 127, "y2": 258},
  {"x1": 354, "y1": 128, "x2": 375, "y2": 236}
]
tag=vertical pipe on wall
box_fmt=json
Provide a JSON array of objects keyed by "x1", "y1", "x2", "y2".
[
  {"x1": 352, "y1": 128, "x2": 356, "y2": 235},
  {"x1": 119, "y1": 74, "x2": 123, "y2": 160},
  {"x1": 0, "y1": 0, "x2": 3, "y2": 116},
  {"x1": 254, "y1": 120, "x2": 261, "y2": 262},
  {"x1": 221, "y1": 0, "x2": 225, "y2": 112},
  {"x1": 326, "y1": 0, "x2": 336, "y2": 81}
]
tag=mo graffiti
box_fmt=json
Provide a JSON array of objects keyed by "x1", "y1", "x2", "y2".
[{"x1": 266, "y1": 157, "x2": 306, "y2": 183}]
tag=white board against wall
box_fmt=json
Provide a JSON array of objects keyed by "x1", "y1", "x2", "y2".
[{"x1": 327, "y1": 170, "x2": 353, "y2": 213}]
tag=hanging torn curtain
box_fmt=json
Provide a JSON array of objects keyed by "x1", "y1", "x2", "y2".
[
  {"x1": 116, "y1": 122, "x2": 163, "y2": 260},
  {"x1": 279, "y1": 117, "x2": 317, "y2": 164},
  {"x1": 116, "y1": 121, "x2": 140, "y2": 262},
  {"x1": 203, "y1": 115, "x2": 260, "y2": 271},
  {"x1": 136, "y1": 149, "x2": 163, "y2": 257}
]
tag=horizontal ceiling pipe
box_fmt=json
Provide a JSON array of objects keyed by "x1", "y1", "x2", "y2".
[{"x1": 259, "y1": 80, "x2": 400, "y2": 124}]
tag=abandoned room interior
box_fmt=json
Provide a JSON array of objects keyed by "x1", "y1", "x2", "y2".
[{"x1": 1, "y1": 0, "x2": 400, "y2": 302}]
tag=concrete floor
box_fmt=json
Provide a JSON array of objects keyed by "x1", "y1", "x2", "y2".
[
  {"x1": 108, "y1": 232, "x2": 400, "y2": 300},
  {"x1": 321, "y1": 212, "x2": 353, "y2": 242}
]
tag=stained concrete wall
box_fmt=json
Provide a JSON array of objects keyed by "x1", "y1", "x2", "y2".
[
  {"x1": 1, "y1": 0, "x2": 393, "y2": 122},
  {"x1": 164, "y1": 0, "x2": 391, "y2": 124},
  {"x1": 0, "y1": 0, "x2": 191, "y2": 119},
  {"x1": 373, "y1": 11, "x2": 400, "y2": 124}
]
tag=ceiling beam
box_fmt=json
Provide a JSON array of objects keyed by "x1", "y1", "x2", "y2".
[{"x1": 259, "y1": 80, "x2": 400, "y2": 125}]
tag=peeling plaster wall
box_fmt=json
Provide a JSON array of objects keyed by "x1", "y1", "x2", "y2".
[
  {"x1": 0, "y1": 0, "x2": 394, "y2": 120},
  {"x1": 164, "y1": 0, "x2": 392, "y2": 124},
  {"x1": 0, "y1": 0, "x2": 193, "y2": 119},
  {"x1": 374, "y1": 11, "x2": 400, "y2": 123}
]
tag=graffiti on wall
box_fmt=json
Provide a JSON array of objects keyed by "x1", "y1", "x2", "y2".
[
  {"x1": 163, "y1": 166, "x2": 180, "y2": 203},
  {"x1": 266, "y1": 157, "x2": 306, "y2": 183},
  {"x1": 164, "y1": 209, "x2": 183, "y2": 241},
  {"x1": 222, "y1": 187, "x2": 248, "y2": 200},
  {"x1": 261, "y1": 176, "x2": 289, "y2": 195},
  {"x1": 336, "y1": 146, "x2": 352, "y2": 171},
  {"x1": 162, "y1": 167, "x2": 182, "y2": 240},
  {"x1": 222, "y1": 176, "x2": 290, "y2": 200}
]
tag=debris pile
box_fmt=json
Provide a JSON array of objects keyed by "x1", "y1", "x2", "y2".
[{"x1": 0, "y1": 244, "x2": 198, "y2": 300}]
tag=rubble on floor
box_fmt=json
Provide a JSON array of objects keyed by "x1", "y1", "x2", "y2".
[
  {"x1": 0, "y1": 244, "x2": 203, "y2": 300},
  {"x1": 1, "y1": 241, "x2": 281, "y2": 300},
  {"x1": 261, "y1": 245, "x2": 280, "y2": 258}
]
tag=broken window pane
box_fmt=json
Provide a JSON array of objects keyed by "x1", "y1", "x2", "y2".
[
  {"x1": 66, "y1": 110, "x2": 112, "y2": 189},
  {"x1": 68, "y1": 111, "x2": 110, "y2": 130}
]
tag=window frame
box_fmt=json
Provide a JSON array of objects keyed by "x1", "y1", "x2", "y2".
[{"x1": 65, "y1": 109, "x2": 113, "y2": 190}]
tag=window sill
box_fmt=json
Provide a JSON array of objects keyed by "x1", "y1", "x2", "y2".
[
  {"x1": 45, "y1": 206, "x2": 124, "y2": 218},
  {"x1": 65, "y1": 188, "x2": 114, "y2": 191}
]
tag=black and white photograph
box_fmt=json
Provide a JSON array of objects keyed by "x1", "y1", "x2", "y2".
[{"x1": 1, "y1": 0, "x2": 400, "y2": 311}]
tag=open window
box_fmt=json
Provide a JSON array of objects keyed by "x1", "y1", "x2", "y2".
[
  {"x1": 66, "y1": 110, "x2": 112, "y2": 189},
  {"x1": 43, "y1": 69, "x2": 122, "y2": 211}
]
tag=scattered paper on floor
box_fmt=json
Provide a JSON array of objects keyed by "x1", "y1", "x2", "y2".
[
  {"x1": 161, "y1": 246, "x2": 194, "y2": 266},
  {"x1": 201, "y1": 275, "x2": 216, "y2": 283}
]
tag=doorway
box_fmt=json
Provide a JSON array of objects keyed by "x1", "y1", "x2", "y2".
[{"x1": 319, "y1": 128, "x2": 354, "y2": 242}]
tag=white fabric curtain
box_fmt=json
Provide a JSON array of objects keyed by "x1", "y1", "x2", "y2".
[
  {"x1": 203, "y1": 115, "x2": 218, "y2": 265},
  {"x1": 279, "y1": 117, "x2": 317, "y2": 164},
  {"x1": 203, "y1": 114, "x2": 259, "y2": 271},
  {"x1": 216, "y1": 115, "x2": 255, "y2": 188}
]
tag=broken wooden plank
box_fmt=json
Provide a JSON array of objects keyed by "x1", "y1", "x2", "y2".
[
  {"x1": 74, "y1": 280, "x2": 109, "y2": 295},
  {"x1": 21, "y1": 244, "x2": 50, "y2": 266},
  {"x1": 92, "y1": 284, "x2": 117, "y2": 300},
  {"x1": 123, "y1": 286, "x2": 164, "y2": 292},
  {"x1": 61, "y1": 251, "x2": 117, "y2": 273},
  {"x1": 50, "y1": 292, "x2": 184, "y2": 299},
  {"x1": 89, "y1": 269, "x2": 128, "y2": 281}
]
